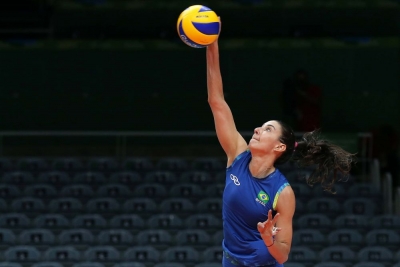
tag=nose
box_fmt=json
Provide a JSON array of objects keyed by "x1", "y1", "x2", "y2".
[{"x1": 254, "y1": 127, "x2": 260, "y2": 134}]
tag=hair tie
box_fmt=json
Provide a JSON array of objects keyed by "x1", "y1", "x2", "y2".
[{"x1": 294, "y1": 142, "x2": 298, "y2": 148}]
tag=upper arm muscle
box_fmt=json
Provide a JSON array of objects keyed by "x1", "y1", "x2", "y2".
[{"x1": 275, "y1": 186, "x2": 295, "y2": 248}]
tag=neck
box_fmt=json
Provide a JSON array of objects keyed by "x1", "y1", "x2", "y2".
[{"x1": 249, "y1": 156, "x2": 276, "y2": 179}]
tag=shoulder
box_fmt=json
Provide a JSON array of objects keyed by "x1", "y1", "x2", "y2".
[
  {"x1": 227, "y1": 149, "x2": 250, "y2": 169},
  {"x1": 274, "y1": 185, "x2": 296, "y2": 214}
]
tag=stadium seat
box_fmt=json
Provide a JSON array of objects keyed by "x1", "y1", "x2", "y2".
[
  {"x1": 145, "y1": 171, "x2": 178, "y2": 185},
  {"x1": 32, "y1": 262, "x2": 64, "y2": 267},
  {"x1": 97, "y1": 230, "x2": 134, "y2": 247},
  {"x1": 343, "y1": 198, "x2": 377, "y2": 216},
  {"x1": 0, "y1": 263, "x2": 22, "y2": 267},
  {"x1": 19, "y1": 229, "x2": 56, "y2": 246},
  {"x1": 194, "y1": 264, "x2": 221, "y2": 267},
  {"x1": 0, "y1": 213, "x2": 30, "y2": 229},
  {"x1": 73, "y1": 172, "x2": 106, "y2": 186},
  {"x1": 285, "y1": 170, "x2": 312, "y2": 183},
  {"x1": 16, "y1": 157, "x2": 49, "y2": 172},
  {"x1": 147, "y1": 214, "x2": 183, "y2": 232},
  {"x1": 109, "y1": 171, "x2": 142, "y2": 185},
  {"x1": 212, "y1": 230, "x2": 223, "y2": 246},
  {"x1": 123, "y1": 246, "x2": 160, "y2": 264},
  {"x1": 290, "y1": 183, "x2": 312, "y2": 201},
  {"x1": 0, "y1": 157, "x2": 13, "y2": 172},
  {"x1": 134, "y1": 184, "x2": 168, "y2": 200},
  {"x1": 96, "y1": 184, "x2": 131, "y2": 198},
  {"x1": 0, "y1": 199, "x2": 7, "y2": 212},
  {"x1": 38, "y1": 171, "x2": 71, "y2": 186},
  {"x1": 284, "y1": 264, "x2": 306, "y2": 267},
  {"x1": 159, "y1": 198, "x2": 195, "y2": 215},
  {"x1": 196, "y1": 198, "x2": 223, "y2": 214},
  {"x1": 297, "y1": 214, "x2": 332, "y2": 233},
  {"x1": 44, "y1": 246, "x2": 81, "y2": 262},
  {"x1": 84, "y1": 246, "x2": 120, "y2": 262},
  {"x1": 352, "y1": 262, "x2": 385, "y2": 267},
  {"x1": 154, "y1": 263, "x2": 186, "y2": 267},
  {"x1": 136, "y1": 229, "x2": 172, "y2": 249},
  {"x1": 333, "y1": 215, "x2": 370, "y2": 233},
  {"x1": 175, "y1": 229, "x2": 211, "y2": 248},
  {"x1": 365, "y1": 229, "x2": 400, "y2": 250},
  {"x1": 114, "y1": 263, "x2": 145, "y2": 267},
  {"x1": 86, "y1": 198, "x2": 120, "y2": 213},
  {"x1": 122, "y1": 157, "x2": 154, "y2": 172},
  {"x1": 169, "y1": 183, "x2": 203, "y2": 199},
  {"x1": 327, "y1": 229, "x2": 364, "y2": 250},
  {"x1": 179, "y1": 171, "x2": 213, "y2": 185},
  {"x1": 11, "y1": 197, "x2": 45, "y2": 213},
  {"x1": 394, "y1": 262, "x2": 400, "y2": 267},
  {"x1": 348, "y1": 183, "x2": 381, "y2": 199},
  {"x1": 4, "y1": 246, "x2": 41, "y2": 262},
  {"x1": 48, "y1": 198, "x2": 83, "y2": 213},
  {"x1": 109, "y1": 215, "x2": 145, "y2": 232},
  {"x1": 292, "y1": 229, "x2": 327, "y2": 249},
  {"x1": 0, "y1": 185, "x2": 21, "y2": 199},
  {"x1": 52, "y1": 158, "x2": 84, "y2": 171},
  {"x1": 162, "y1": 246, "x2": 200, "y2": 263},
  {"x1": 60, "y1": 185, "x2": 95, "y2": 198},
  {"x1": 202, "y1": 246, "x2": 223, "y2": 263},
  {"x1": 156, "y1": 158, "x2": 189, "y2": 171},
  {"x1": 122, "y1": 198, "x2": 157, "y2": 214},
  {"x1": 357, "y1": 246, "x2": 394, "y2": 264},
  {"x1": 204, "y1": 183, "x2": 225, "y2": 198},
  {"x1": 87, "y1": 157, "x2": 119, "y2": 172},
  {"x1": 72, "y1": 215, "x2": 107, "y2": 229},
  {"x1": 34, "y1": 214, "x2": 70, "y2": 229},
  {"x1": 185, "y1": 214, "x2": 222, "y2": 232},
  {"x1": 191, "y1": 157, "x2": 224, "y2": 171},
  {"x1": 319, "y1": 246, "x2": 356, "y2": 266},
  {"x1": 370, "y1": 215, "x2": 400, "y2": 231},
  {"x1": 0, "y1": 228, "x2": 17, "y2": 246},
  {"x1": 59, "y1": 229, "x2": 95, "y2": 246},
  {"x1": 288, "y1": 246, "x2": 317, "y2": 266},
  {"x1": 313, "y1": 262, "x2": 346, "y2": 267},
  {"x1": 312, "y1": 183, "x2": 346, "y2": 199},
  {"x1": 2, "y1": 171, "x2": 34, "y2": 185},
  {"x1": 72, "y1": 263, "x2": 105, "y2": 267},
  {"x1": 24, "y1": 184, "x2": 58, "y2": 198},
  {"x1": 307, "y1": 198, "x2": 340, "y2": 218}
]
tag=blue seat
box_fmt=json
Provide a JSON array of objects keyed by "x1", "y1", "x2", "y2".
[
  {"x1": 327, "y1": 229, "x2": 364, "y2": 250},
  {"x1": 38, "y1": 171, "x2": 71, "y2": 185},
  {"x1": 204, "y1": 183, "x2": 225, "y2": 198},
  {"x1": 145, "y1": 171, "x2": 178, "y2": 185},
  {"x1": 123, "y1": 246, "x2": 160, "y2": 263},
  {"x1": 313, "y1": 262, "x2": 346, "y2": 267},
  {"x1": 293, "y1": 229, "x2": 327, "y2": 248},
  {"x1": 348, "y1": 183, "x2": 381, "y2": 199},
  {"x1": 343, "y1": 198, "x2": 377, "y2": 216},
  {"x1": 156, "y1": 158, "x2": 189, "y2": 171},
  {"x1": 136, "y1": 230, "x2": 172, "y2": 249},
  {"x1": 312, "y1": 183, "x2": 346, "y2": 199},
  {"x1": 291, "y1": 183, "x2": 312, "y2": 201},
  {"x1": 84, "y1": 246, "x2": 120, "y2": 262},
  {"x1": 122, "y1": 157, "x2": 154, "y2": 172},
  {"x1": 159, "y1": 198, "x2": 194, "y2": 214},
  {"x1": 73, "y1": 172, "x2": 106, "y2": 186},
  {"x1": 48, "y1": 198, "x2": 83, "y2": 213},
  {"x1": 0, "y1": 185, "x2": 21, "y2": 199},
  {"x1": 162, "y1": 246, "x2": 200, "y2": 263},
  {"x1": 147, "y1": 214, "x2": 184, "y2": 231},
  {"x1": 191, "y1": 157, "x2": 224, "y2": 171},
  {"x1": 169, "y1": 183, "x2": 203, "y2": 199},
  {"x1": 32, "y1": 262, "x2": 64, "y2": 267},
  {"x1": 333, "y1": 214, "x2": 370, "y2": 233},
  {"x1": 285, "y1": 170, "x2": 312, "y2": 183},
  {"x1": 60, "y1": 185, "x2": 94, "y2": 198},
  {"x1": 59, "y1": 229, "x2": 95, "y2": 245},
  {"x1": 175, "y1": 229, "x2": 211, "y2": 248},
  {"x1": 357, "y1": 246, "x2": 394, "y2": 263},
  {"x1": 11, "y1": 197, "x2": 45, "y2": 213},
  {"x1": 184, "y1": 214, "x2": 222, "y2": 231},
  {"x1": 72, "y1": 215, "x2": 107, "y2": 229},
  {"x1": 197, "y1": 198, "x2": 223, "y2": 214},
  {"x1": 96, "y1": 184, "x2": 131, "y2": 198},
  {"x1": 370, "y1": 215, "x2": 400, "y2": 231},
  {"x1": 201, "y1": 246, "x2": 223, "y2": 263},
  {"x1": 154, "y1": 263, "x2": 186, "y2": 267},
  {"x1": 113, "y1": 263, "x2": 145, "y2": 267},
  {"x1": 307, "y1": 198, "x2": 340, "y2": 218},
  {"x1": 16, "y1": 158, "x2": 49, "y2": 172},
  {"x1": 44, "y1": 246, "x2": 81, "y2": 261},
  {"x1": 4, "y1": 246, "x2": 41, "y2": 262},
  {"x1": 319, "y1": 246, "x2": 356, "y2": 265},
  {"x1": 0, "y1": 263, "x2": 22, "y2": 267},
  {"x1": 0, "y1": 213, "x2": 30, "y2": 229},
  {"x1": 109, "y1": 171, "x2": 142, "y2": 185},
  {"x1": 352, "y1": 262, "x2": 385, "y2": 267},
  {"x1": 52, "y1": 158, "x2": 84, "y2": 171},
  {"x1": 297, "y1": 214, "x2": 332, "y2": 233},
  {"x1": 109, "y1": 215, "x2": 145, "y2": 232},
  {"x1": 19, "y1": 229, "x2": 56, "y2": 245},
  {"x1": 283, "y1": 264, "x2": 306, "y2": 267},
  {"x1": 288, "y1": 246, "x2": 317, "y2": 265},
  {"x1": 97, "y1": 230, "x2": 134, "y2": 246},
  {"x1": 72, "y1": 263, "x2": 105, "y2": 267},
  {"x1": 86, "y1": 198, "x2": 120, "y2": 213},
  {"x1": 2, "y1": 171, "x2": 34, "y2": 185},
  {"x1": 34, "y1": 214, "x2": 70, "y2": 229},
  {"x1": 24, "y1": 184, "x2": 58, "y2": 198},
  {"x1": 365, "y1": 229, "x2": 400, "y2": 250},
  {"x1": 179, "y1": 171, "x2": 213, "y2": 185},
  {"x1": 0, "y1": 199, "x2": 7, "y2": 212},
  {"x1": 134, "y1": 184, "x2": 168, "y2": 200},
  {"x1": 212, "y1": 230, "x2": 223, "y2": 246},
  {"x1": 87, "y1": 158, "x2": 119, "y2": 172},
  {"x1": 0, "y1": 228, "x2": 17, "y2": 245}
]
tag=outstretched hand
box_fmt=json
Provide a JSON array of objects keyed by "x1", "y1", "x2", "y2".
[
  {"x1": 257, "y1": 210, "x2": 282, "y2": 238},
  {"x1": 208, "y1": 17, "x2": 221, "y2": 49}
]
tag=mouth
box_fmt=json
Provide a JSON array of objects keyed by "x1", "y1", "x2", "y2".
[{"x1": 251, "y1": 136, "x2": 259, "y2": 141}]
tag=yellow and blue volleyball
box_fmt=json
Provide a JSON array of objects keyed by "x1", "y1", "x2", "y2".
[{"x1": 177, "y1": 5, "x2": 220, "y2": 48}]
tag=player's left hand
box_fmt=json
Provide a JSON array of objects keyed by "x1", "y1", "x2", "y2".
[{"x1": 257, "y1": 209, "x2": 282, "y2": 238}]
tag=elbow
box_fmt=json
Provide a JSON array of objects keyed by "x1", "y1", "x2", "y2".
[{"x1": 208, "y1": 97, "x2": 225, "y2": 108}]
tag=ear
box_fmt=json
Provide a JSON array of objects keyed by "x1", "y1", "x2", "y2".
[{"x1": 274, "y1": 143, "x2": 286, "y2": 152}]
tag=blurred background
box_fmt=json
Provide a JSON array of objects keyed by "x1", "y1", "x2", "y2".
[{"x1": 0, "y1": 0, "x2": 399, "y2": 267}]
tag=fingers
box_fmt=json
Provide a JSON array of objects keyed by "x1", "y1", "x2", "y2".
[
  {"x1": 272, "y1": 212, "x2": 280, "y2": 225},
  {"x1": 257, "y1": 222, "x2": 265, "y2": 233},
  {"x1": 268, "y1": 209, "x2": 272, "y2": 221}
]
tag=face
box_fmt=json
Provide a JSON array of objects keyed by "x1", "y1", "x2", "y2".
[{"x1": 249, "y1": 120, "x2": 287, "y2": 155}]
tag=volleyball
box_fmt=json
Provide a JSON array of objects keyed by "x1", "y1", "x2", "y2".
[{"x1": 177, "y1": 5, "x2": 221, "y2": 48}]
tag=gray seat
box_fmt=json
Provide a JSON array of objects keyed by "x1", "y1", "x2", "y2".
[
  {"x1": 202, "y1": 246, "x2": 223, "y2": 263},
  {"x1": 333, "y1": 215, "x2": 370, "y2": 233},
  {"x1": 24, "y1": 184, "x2": 58, "y2": 198},
  {"x1": 0, "y1": 228, "x2": 17, "y2": 245},
  {"x1": 134, "y1": 184, "x2": 168, "y2": 200},
  {"x1": 370, "y1": 215, "x2": 400, "y2": 231},
  {"x1": 123, "y1": 246, "x2": 160, "y2": 263},
  {"x1": 162, "y1": 246, "x2": 200, "y2": 263},
  {"x1": 44, "y1": 246, "x2": 81, "y2": 261},
  {"x1": 2, "y1": 171, "x2": 34, "y2": 185},
  {"x1": 169, "y1": 183, "x2": 203, "y2": 199},
  {"x1": 357, "y1": 246, "x2": 393, "y2": 263},
  {"x1": 11, "y1": 197, "x2": 45, "y2": 213},
  {"x1": 327, "y1": 229, "x2": 364, "y2": 250},
  {"x1": 87, "y1": 157, "x2": 119, "y2": 172},
  {"x1": 97, "y1": 230, "x2": 134, "y2": 246},
  {"x1": 191, "y1": 157, "x2": 224, "y2": 171},
  {"x1": 319, "y1": 246, "x2": 356, "y2": 265},
  {"x1": 113, "y1": 263, "x2": 145, "y2": 267},
  {"x1": 204, "y1": 183, "x2": 224, "y2": 198},
  {"x1": 38, "y1": 171, "x2": 71, "y2": 185},
  {"x1": 175, "y1": 229, "x2": 211, "y2": 248},
  {"x1": 0, "y1": 213, "x2": 30, "y2": 229},
  {"x1": 307, "y1": 197, "x2": 340, "y2": 217},
  {"x1": 72, "y1": 263, "x2": 105, "y2": 267},
  {"x1": 0, "y1": 263, "x2": 23, "y2": 267},
  {"x1": 32, "y1": 262, "x2": 65, "y2": 267},
  {"x1": 185, "y1": 214, "x2": 222, "y2": 231},
  {"x1": 288, "y1": 246, "x2": 317, "y2": 265},
  {"x1": 84, "y1": 246, "x2": 120, "y2": 262},
  {"x1": 212, "y1": 230, "x2": 223, "y2": 246},
  {"x1": 17, "y1": 157, "x2": 49, "y2": 172},
  {"x1": 109, "y1": 215, "x2": 145, "y2": 232},
  {"x1": 145, "y1": 171, "x2": 178, "y2": 185},
  {"x1": 159, "y1": 198, "x2": 194, "y2": 214},
  {"x1": 4, "y1": 246, "x2": 41, "y2": 262},
  {"x1": 313, "y1": 262, "x2": 346, "y2": 267},
  {"x1": 49, "y1": 198, "x2": 83, "y2": 213},
  {"x1": 0, "y1": 185, "x2": 21, "y2": 199},
  {"x1": 147, "y1": 214, "x2": 183, "y2": 231},
  {"x1": 297, "y1": 214, "x2": 331, "y2": 233},
  {"x1": 19, "y1": 229, "x2": 56, "y2": 245},
  {"x1": 154, "y1": 263, "x2": 186, "y2": 267},
  {"x1": 293, "y1": 229, "x2": 327, "y2": 248},
  {"x1": 180, "y1": 171, "x2": 213, "y2": 185},
  {"x1": 60, "y1": 185, "x2": 94, "y2": 198},
  {"x1": 86, "y1": 198, "x2": 120, "y2": 213},
  {"x1": 52, "y1": 157, "x2": 84, "y2": 171},
  {"x1": 34, "y1": 214, "x2": 70, "y2": 229},
  {"x1": 343, "y1": 198, "x2": 377, "y2": 216},
  {"x1": 96, "y1": 184, "x2": 131, "y2": 198},
  {"x1": 196, "y1": 198, "x2": 223, "y2": 214},
  {"x1": 352, "y1": 262, "x2": 385, "y2": 267},
  {"x1": 156, "y1": 158, "x2": 189, "y2": 171},
  {"x1": 0, "y1": 199, "x2": 7, "y2": 211},
  {"x1": 122, "y1": 198, "x2": 157, "y2": 214},
  {"x1": 122, "y1": 157, "x2": 154, "y2": 171},
  {"x1": 348, "y1": 183, "x2": 381, "y2": 199},
  {"x1": 0, "y1": 157, "x2": 13, "y2": 172},
  {"x1": 72, "y1": 214, "x2": 107, "y2": 229},
  {"x1": 365, "y1": 229, "x2": 400, "y2": 249},
  {"x1": 283, "y1": 264, "x2": 306, "y2": 267},
  {"x1": 59, "y1": 229, "x2": 95, "y2": 245},
  {"x1": 110, "y1": 171, "x2": 142, "y2": 185},
  {"x1": 73, "y1": 172, "x2": 106, "y2": 186}
]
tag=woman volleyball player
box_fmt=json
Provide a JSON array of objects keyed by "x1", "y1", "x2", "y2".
[{"x1": 206, "y1": 37, "x2": 354, "y2": 266}]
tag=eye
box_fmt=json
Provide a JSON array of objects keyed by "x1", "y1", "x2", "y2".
[{"x1": 266, "y1": 127, "x2": 271, "y2": 132}]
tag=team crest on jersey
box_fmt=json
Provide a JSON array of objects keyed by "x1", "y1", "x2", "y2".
[{"x1": 256, "y1": 190, "x2": 269, "y2": 206}]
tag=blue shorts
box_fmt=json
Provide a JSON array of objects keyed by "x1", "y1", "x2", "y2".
[{"x1": 222, "y1": 250, "x2": 283, "y2": 267}]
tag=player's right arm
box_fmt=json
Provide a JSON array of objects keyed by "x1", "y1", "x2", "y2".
[{"x1": 207, "y1": 40, "x2": 248, "y2": 166}]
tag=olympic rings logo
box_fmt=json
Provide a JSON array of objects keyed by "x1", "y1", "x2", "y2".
[{"x1": 230, "y1": 174, "x2": 240, "y2": 186}]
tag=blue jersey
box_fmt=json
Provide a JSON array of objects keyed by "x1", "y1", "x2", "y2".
[{"x1": 222, "y1": 150, "x2": 290, "y2": 267}]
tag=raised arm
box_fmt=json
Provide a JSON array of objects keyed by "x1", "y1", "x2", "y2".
[{"x1": 207, "y1": 40, "x2": 248, "y2": 166}]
